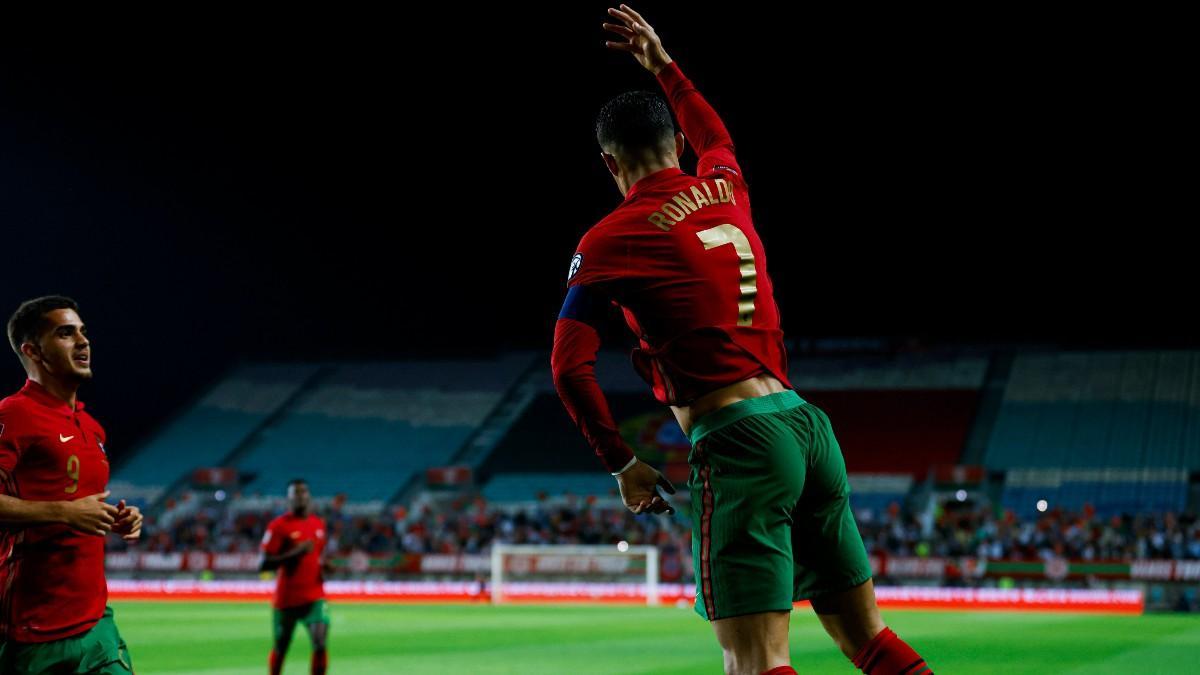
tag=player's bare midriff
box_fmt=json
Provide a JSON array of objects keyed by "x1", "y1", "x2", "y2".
[{"x1": 670, "y1": 372, "x2": 788, "y2": 438}]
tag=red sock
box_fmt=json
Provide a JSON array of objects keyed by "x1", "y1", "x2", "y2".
[
  {"x1": 269, "y1": 649, "x2": 283, "y2": 675},
  {"x1": 851, "y1": 627, "x2": 931, "y2": 674},
  {"x1": 762, "y1": 667, "x2": 797, "y2": 675},
  {"x1": 311, "y1": 649, "x2": 328, "y2": 675}
]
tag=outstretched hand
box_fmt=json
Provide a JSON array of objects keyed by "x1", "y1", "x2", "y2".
[{"x1": 603, "y1": 5, "x2": 672, "y2": 74}]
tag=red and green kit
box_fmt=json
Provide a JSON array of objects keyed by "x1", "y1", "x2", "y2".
[
  {"x1": 552, "y1": 63, "x2": 872, "y2": 620},
  {"x1": 0, "y1": 380, "x2": 134, "y2": 673}
]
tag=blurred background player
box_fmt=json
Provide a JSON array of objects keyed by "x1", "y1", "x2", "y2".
[
  {"x1": 551, "y1": 6, "x2": 933, "y2": 675},
  {"x1": 0, "y1": 295, "x2": 142, "y2": 674},
  {"x1": 260, "y1": 478, "x2": 329, "y2": 675}
]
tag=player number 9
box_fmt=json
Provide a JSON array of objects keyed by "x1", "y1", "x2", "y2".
[{"x1": 64, "y1": 454, "x2": 80, "y2": 494}]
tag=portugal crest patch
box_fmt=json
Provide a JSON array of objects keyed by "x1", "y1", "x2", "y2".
[{"x1": 567, "y1": 253, "x2": 583, "y2": 281}]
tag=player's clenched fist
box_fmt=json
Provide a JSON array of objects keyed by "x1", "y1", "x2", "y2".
[{"x1": 113, "y1": 499, "x2": 144, "y2": 542}]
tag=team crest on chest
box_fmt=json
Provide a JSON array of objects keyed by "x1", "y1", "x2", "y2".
[{"x1": 567, "y1": 253, "x2": 583, "y2": 281}]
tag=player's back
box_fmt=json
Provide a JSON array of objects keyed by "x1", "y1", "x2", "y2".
[{"x1": 573, "y1": 166, "x2": 788, "y2": 404}]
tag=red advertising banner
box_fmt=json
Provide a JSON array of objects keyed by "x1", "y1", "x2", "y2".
[{"x1": 106, "y1": 580, "x2": 1144, "y2": 613}]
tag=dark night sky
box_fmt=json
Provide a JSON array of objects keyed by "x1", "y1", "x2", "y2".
[{"x1": 0, "y1": 4, "x2": 1189, "y2": 458}]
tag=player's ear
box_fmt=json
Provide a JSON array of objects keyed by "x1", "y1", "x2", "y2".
[
  {"x1": 600, "y1": 152, "x2": 620, "y2": 177},
  {"x1": 674, "y1": 132, "x2": 686, "y2": 160},
  {"x1": 19, "y1": 342, "x2": 41, "y2": 365}
]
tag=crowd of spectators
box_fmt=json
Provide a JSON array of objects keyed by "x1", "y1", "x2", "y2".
[{"x1": 117, "y1": 492, "x2": 1200, "y2": 565}]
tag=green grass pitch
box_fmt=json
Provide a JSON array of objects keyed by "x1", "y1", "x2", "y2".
[{"x1": 112, "y1": 601, "x2": 1200, "y2": 674}]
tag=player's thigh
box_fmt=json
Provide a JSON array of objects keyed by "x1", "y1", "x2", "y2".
[
  {"x1": 274, "y1": 606, "x2": 301, "y2": 646},
  {"x1": 301, "y1": 600, "x2": 331, "y2": 648},
  {"x1": 689, "y1": 407, "x2": 807, "y2": 621},
  {"x1": 790, "y1": 403, "x2": 872, "y2": 600}
]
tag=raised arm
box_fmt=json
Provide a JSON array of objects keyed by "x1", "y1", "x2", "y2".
[{"x1": 604, "y1": 4, "x2": 742, "y2": 178}]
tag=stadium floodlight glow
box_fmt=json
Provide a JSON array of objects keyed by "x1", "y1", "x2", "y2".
[
  {"x1": 617, "y1": 540, "x2": 629, "y2": 553},
  {"x1": 1036, "y1": 499, "x2": 1048, "y2": 512},
  {"x1": 955, "y1": 490, "x2": 967, "y2": 502}
]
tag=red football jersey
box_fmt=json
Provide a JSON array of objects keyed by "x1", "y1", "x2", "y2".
[
  {"x1": 0, "y1": 380, "x2": 110, "y2": 642},
  {"x1": 261, "y1": 513, "x2": 327, "y2": 609},
  {"x1": 563, "y1": 63, "x2": 790, "y2": 405},
  {"x1": 552, "y1": 62, "x2": 792, "y2": 472}
]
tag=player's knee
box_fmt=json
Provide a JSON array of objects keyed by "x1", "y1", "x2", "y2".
[
  {"x1": 310, "y1": 626, "x2": 329, "y2": 651},
  {"x1": 721, "y1": 647, "x2": 739, "y2": 675}
]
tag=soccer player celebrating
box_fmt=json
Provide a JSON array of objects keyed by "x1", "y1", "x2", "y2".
[
  {"x1": 551, "y1": 7, "x2": 934, "y2": 675},
  {"x1": 260, "y1": 478, "x2": 329, "y2": 675},
  {"x1": 0, "y1": 295, "x2": 142, "y2": 674}
]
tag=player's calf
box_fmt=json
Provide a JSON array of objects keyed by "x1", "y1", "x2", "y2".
[
  {"x1": 849, "y1": 627, "x2": 931, "y2": 675},
  {"x1": 311, "y1": 649, "x2": 328, "y2": 675},
  {"x1": 811, "y1": 580, "x2": 932, "y2": 674},
  {"x1": 309, "y1": 622, "x2": 329, "y2": 675},
  {"x1": 270, "y1": 634, "x2": 294, "y2": 675}
]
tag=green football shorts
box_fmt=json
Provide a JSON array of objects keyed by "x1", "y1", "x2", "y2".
[
  {"x1": 0, "y1": 606, "x2": 133, "y2": 674},
  {"x1": 688, "y1": 390, "x2": 873, "y2": 621},
  {"x1": 273, "y1": 598, "x2": 331, "y2": 643}
]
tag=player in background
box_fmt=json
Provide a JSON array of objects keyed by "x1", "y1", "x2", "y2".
[
  {"x1": 260, "y1": 478, "x2": 329, "y2": 675},
  {"x1": 551, "y1": 7, "x2": 933, "y2": 674},
  {"x1": 0, "y1": 295, "x2": 142, "y2": 674}
]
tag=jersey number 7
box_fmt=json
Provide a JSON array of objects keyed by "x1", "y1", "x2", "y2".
[{"x1": 696, "y1": 224, "x2": 757, "y2": 326}]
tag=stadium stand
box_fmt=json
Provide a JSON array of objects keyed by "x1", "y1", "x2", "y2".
[
  {"x1": 113, "y1": 356, "x2": 536, "y2": 507},
  {"x1": 233, "y1": 358, "x2": 533, "y2": 500},
  {"x1": 985, "y1": 351, "x2": 1199, "y2": 516},
  {"x1": 109, "y1": 363, "x2": 322, "y2": 503}
]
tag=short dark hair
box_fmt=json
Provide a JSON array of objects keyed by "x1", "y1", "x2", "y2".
[
  {"x1": 595, "y1": 91, "x2": 675, "y2": 157},
  {"x1": 7, "y1": 295, "x2": 80, "y2": 357},
  {"x1": 287, "y1": 478, "x2": 308, "y2": 489}
]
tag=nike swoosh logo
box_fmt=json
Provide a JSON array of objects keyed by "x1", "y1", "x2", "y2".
[{"x1": 59, "y1": 434, "x2": 75, "y2": 443}]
